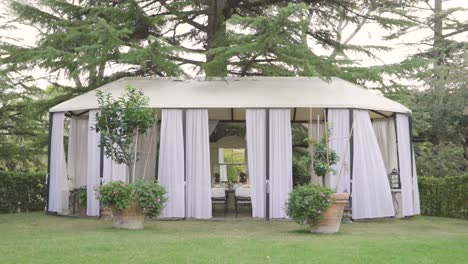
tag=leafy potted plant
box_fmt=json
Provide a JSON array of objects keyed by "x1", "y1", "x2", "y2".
[
  {"x1": 97, "y1": 180, "x2": 166, "y2": 229},
  {"x1": 78, "y1": 187, "x2": 87, "y2": 217},
  {"x1": 93, "y1": 86, "x2": 167, "y2": 229},
  {"x1": 291, "y1": 127, "x2": 349, "y2": 233}
]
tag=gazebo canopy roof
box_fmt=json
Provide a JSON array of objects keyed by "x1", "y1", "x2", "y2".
[{"x1": 50, "y1": 77, "x2": 410, "y2": 120}]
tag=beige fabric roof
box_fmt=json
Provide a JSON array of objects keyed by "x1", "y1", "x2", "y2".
[{"x1": 50, "y1": 77, "x2": 411, "y2": 120}]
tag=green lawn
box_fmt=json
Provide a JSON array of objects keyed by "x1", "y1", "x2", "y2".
[{"x1": 0, "y1": 213, "x2": 467, "y2": 264}]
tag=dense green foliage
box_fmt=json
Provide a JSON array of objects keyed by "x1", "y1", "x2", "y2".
[
  {"x1": 286, "y1": 184, "x2": 332, "y2": 226},
  {"x1": 78, "y1": 188, "x2": 87, "y2": 208},
  {"x1": 0, "y1": 0, "x2": 466, "y2": 176},
  {"x1": 97, "y1": 180, "x2": 166, "y2": 218},
  {"x1": 418, "y1": 175, "x2": 468, "y2": 219},
  {"x1": 0, "y1": 172, "x2": 46, "y2": 213}
]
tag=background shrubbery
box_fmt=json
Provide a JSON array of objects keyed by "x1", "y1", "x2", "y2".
[
  {"x1": 0, "y1": 172, "x2": 46, "y2": 214},
  {"x1": 418, "y1": 174, "x2": 468, "y2": 219}
]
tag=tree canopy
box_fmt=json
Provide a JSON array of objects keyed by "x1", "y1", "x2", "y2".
[{"x1": 0, "y1": 0, "x2": 466, "y2": 175}]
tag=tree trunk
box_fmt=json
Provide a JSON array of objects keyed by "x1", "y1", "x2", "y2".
[{"x1": 205, "y1": 0, "x2": 228, "y2": 77}]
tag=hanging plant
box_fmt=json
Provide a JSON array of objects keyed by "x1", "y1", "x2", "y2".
[{"x1": 305, "y1": 127, "x2": 339, "y2": 178}]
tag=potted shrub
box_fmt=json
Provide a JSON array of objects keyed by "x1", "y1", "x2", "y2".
[
  {"x1": 93, "y1": 86, "x2": 167, "y2": 229},
  {"x1": 97, "y1": 181, "x2": 166, "y2": 229},
  {"x1": 292, "y1": 127, "x2": 349, "y2": 233}
]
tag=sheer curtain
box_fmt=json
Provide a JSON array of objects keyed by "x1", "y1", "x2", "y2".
[
  {"x1": 49, "y1": 112, "x2": 67, "y2": 213},
  {"x1": 67, "y1": 117, "x2": 88, "y2": 189},
  {"x1": 328, "y1": 109, "x2": 351, "y2": 193},
  {"x1": 134, "y1": 121, "x2": 159, "y2": 182},
  {"x1": 87, "y1": 110, "x2": 101, "y2": 216},
  {"x1": 269, "y1": 109, "x2": 293, "y2": 219},
  {"x1": 352, "y1": 110, "x2": 394, "y2": 219},
  {"x1": 396, "y1": 114, "x2": 415, "y2": 216},
  {"x1": 158, "y1": 110, "x2": 185, "y2": 218},
  {"x1": 246, "y1": 109, "x2": 266, "y2": 218},
  {"x1": 218, "y1": 148, "x2": 227, "y2": 182},
  {"x1": 185, "y1": 109, "x2": 212, "y2": 219},
  {"x1": 373, "y1": 119, "x2": 398, "y2": 174},
  {"x1": 102, "y1": 157, "x2": 127, "y2": 184}
]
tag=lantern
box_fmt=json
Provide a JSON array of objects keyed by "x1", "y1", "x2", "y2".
[{"x1": 388, "y1": 168, "x2": 401, "y2": 189}]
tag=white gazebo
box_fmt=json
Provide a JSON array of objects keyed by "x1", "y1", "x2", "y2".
[{"x1": 47, "y1": 77, "x2": 420, "y2": 220}]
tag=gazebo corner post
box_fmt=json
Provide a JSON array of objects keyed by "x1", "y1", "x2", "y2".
[
  {"x1": 265, "y1": 109, "x2": 270, "y2": 221},
  {"x1": 183, "y1": 109, "x2": 187, "y2": 220},
  {"x1": 393, "y1": 114, "x2": 402, "y2": 187},
  {"x1": 348, "y1": 109, "x2": 354, "y2": 214},
  {"x1": 408, "y1": 115, "x2": 415, "y2": 179},
  {"x1": 46, "y1": 112, "x2": 54, "y2": 213}
]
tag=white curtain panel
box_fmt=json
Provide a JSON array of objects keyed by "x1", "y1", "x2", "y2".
[
  {"x1": 396, "y1": 114, "x2": 415, "y2": 216},
  {"x1": 373, "y1": 119, "x2": 398, "y2": 174},
  {"x1": 218, "y1": 148, "x2": 228, "y2": 182},
  {"x1": 185, "y1": 109, "x2": 212, "y2": 219},
  {"x1": 87, "y1": 110, "x2": 101, "y2": 216},
  {"x1": 269, "y1": 109, "x2": 293, "y2": 219},
  {"x1": 134, "y1": 121, "x2": 158, "y2": 181},
  {"x1": 102, "y1": 156, "x2": 127, "y2": 184},
  {"x1": 412, "y1": 151, "x2": 421, "y2": 214},
  {"x1": 328, "y1": 109, "x2": 351, "y2": 193},
  {"x1": 48, "y1": 112, "x2": 67, "y2": 213},
  {"x1": 352, "y1": 110, "x2": 394, "y2": 219},
  {"x1": 158, "y1": 110, "x2": 185, "y2": 218},
  {"x1": 67, "y1": 117, "x2": 88, "y2": 189},
  {"x1": 246, "y1": 109, "x2": 267, "y2": 218}
]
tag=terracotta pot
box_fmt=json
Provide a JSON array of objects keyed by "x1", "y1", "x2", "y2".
[
  {"x1": 79, "y1": 207, "x2": 87, "y2": 217},
  {"x1": 111, "y1": 200, "x2": 145, "y2": 230},
  {"x1": 310, "y1": 192, "x2": 350, "y2": 234}
]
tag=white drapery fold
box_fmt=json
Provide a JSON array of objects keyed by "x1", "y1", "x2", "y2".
[
  {"x1": 328, "y1": 109, "x2": 351, "y2": 193},
  {"x1": 352, "y1": 110, "x2": 394, "y2": 219},
  {"x1": 102, "y1": 156, "x2": 127, "y2": 184},
  {"x1": 49, "y1": 112, "x2": 67, "y2": 213},
  {"x1": 246, "y1": 109, "x2": 266, "y2": 218},
  {"x1": 67, "y1": 117, "x2": 88, "y2": 189},
  {"x1": 412, "y1": 150, "x2": 420, "y2": 215},
  {"x1": 158, "y1": 109, "x2": 185, "y2": 218},
  {"x1": 373, "y1": 119, "x2": 398, "y2": 174},
  {"x1": 135, "y1": 119, "x2": 159, "y2": 181},
  {"x1": 87, "y1": 110, "x2": 101, "y2": 216},
  {"x1": 269, "y1": 109, "x2": 293, "y2": 219},
  {"x1": 396, "y1": 114, "x2": 415, "y2": 216},
  {"x1": 185, "y1": 109, "x2": 212, "y2": 219}
]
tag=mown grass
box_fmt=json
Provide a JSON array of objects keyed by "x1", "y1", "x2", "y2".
[{"x1": 0, "y1": 213, "x2": 467, "y2": 263}]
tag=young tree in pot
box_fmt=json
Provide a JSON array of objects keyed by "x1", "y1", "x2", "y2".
[
  {"x1": 93, "y1": 87, "x2": 167, "y2": 229},
  {"x1": 294, "y1": 127, "x2": 349, "y2": 233}
]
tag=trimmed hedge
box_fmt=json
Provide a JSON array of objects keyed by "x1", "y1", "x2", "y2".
[
  {"x1": 0, "y1": 172, "x2": 47, "y2": 214},
  {"x1": 419, "y1": 175, "x2": 468, "y2": 219}
]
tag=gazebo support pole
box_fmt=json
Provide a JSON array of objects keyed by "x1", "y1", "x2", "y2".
[
  {"x1": 393, "y1": 114, "x2": 402, "y2": 186},
  {"x1": 183, "y1": 110, "x2": 187, "y2": 219},
  {"x1": 46, "y1": 112, "x2": 54, "y2": 213},
  {"x1": 265, "y1": 109, "x2": 270, "y2": 221},
  {"x1": 349, "y1": 109, "x2": 354, "y2": 214},
  {"x1": 409, "y1": 115, "x2": 414, "y2": 179}
]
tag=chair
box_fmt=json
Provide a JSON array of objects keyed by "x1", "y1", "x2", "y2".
[
  {"x1": 234, "y1": 188, "x2": 251, "y2": 217},
  {"x1": 211, "y1": 187, "x2": 227, "y2": 217}
]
